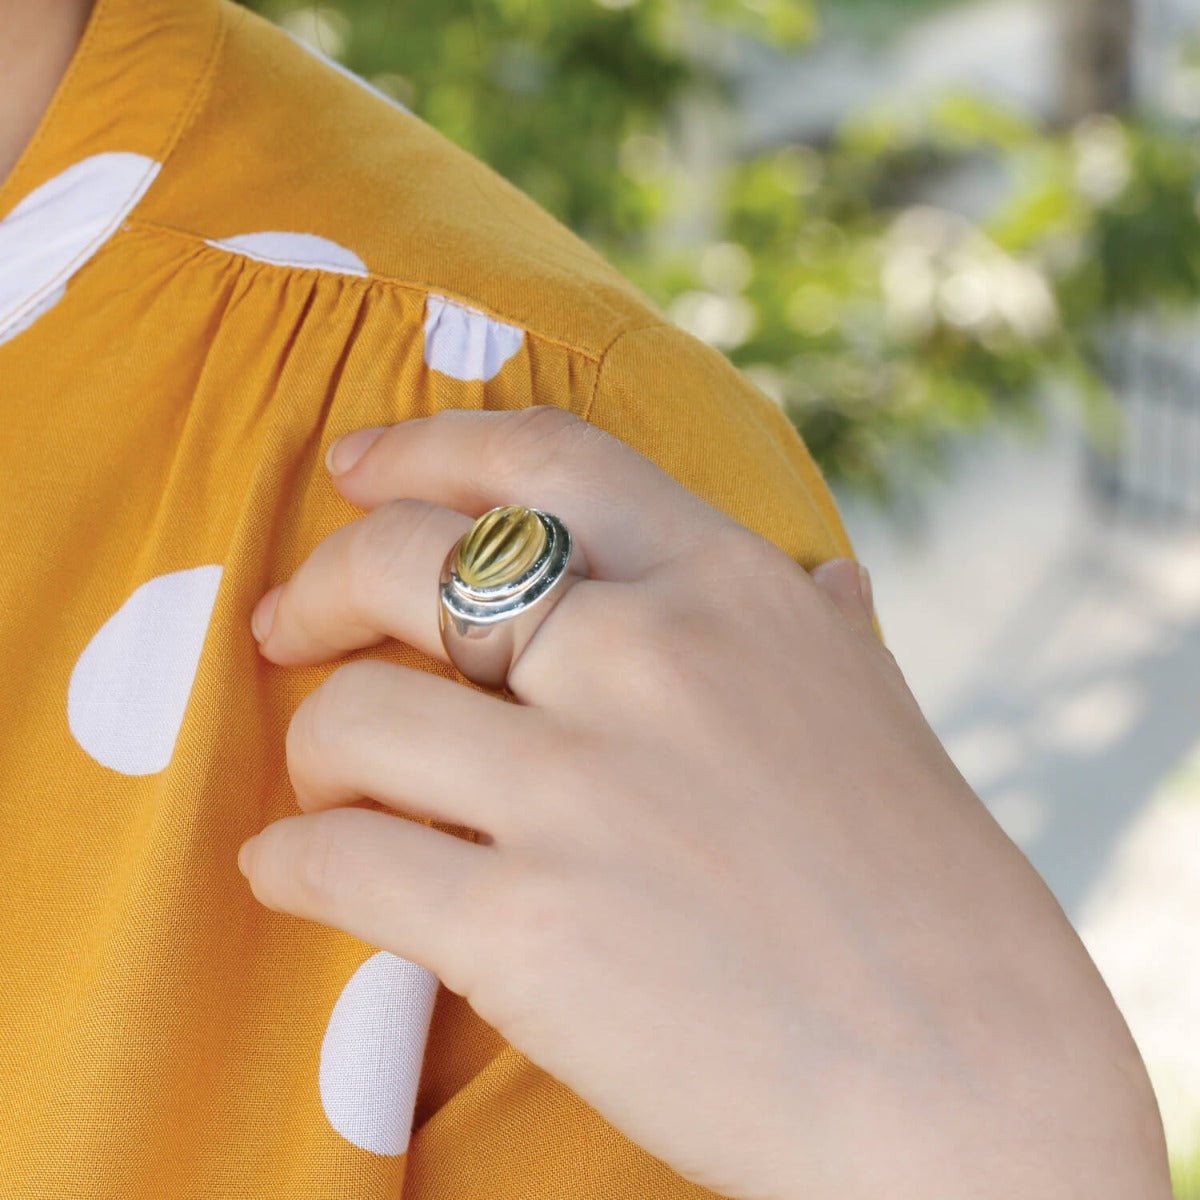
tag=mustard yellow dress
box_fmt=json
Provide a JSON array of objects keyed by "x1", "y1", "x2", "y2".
[{"x1": 0, "y1": 0, "x2": 856, "y2": 1193}]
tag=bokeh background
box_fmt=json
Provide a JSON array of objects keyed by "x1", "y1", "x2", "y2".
[{"x1": 241, "y1": 0, "x2": 1200, "y2": 1189}]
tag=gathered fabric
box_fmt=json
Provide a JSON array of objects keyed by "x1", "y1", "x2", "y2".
[{"x1": 0, "y1": 0, "x2": 855, "y2": 1194}]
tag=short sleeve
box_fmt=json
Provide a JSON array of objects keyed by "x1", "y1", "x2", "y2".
[{"x1": 584, "y1": 321, "x2": 856, "y2": 569}]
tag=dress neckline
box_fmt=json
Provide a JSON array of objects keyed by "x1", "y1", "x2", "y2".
[{"x1": 0, "y1": 0, "x2": 225, "y2": 337}]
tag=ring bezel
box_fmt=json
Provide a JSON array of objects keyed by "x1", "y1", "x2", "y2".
[
  {"x1": 441, "y1": 509, "x2": 573, "y2": 626},
  {"x1": 438, "y1": 506, "x2": 588, "y2": 690}
]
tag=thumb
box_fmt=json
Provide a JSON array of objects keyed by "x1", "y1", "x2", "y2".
[{"x1": 810, "y1": 557, "x2": 876, "y2": 638}]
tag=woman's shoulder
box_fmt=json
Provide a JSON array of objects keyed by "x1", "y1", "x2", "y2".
[{"x1": 138, "y1": 0, "x2": 656, "y2": 359}]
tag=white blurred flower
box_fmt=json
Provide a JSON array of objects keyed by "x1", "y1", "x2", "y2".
[
  {"x1": 369, "y1": 73, "x2": 416, "y2": 108},
  {"x1": 699, "y1": 242, "x2": 754, "y2": 294},
  {"x1": 1071, "y1": 114, "x2": 1132, "y2": 205},
  {"x1": 1163, "y1": 64, "x2": 1200, "y2": 122},
  {"x1": 938, "y1": 267, "x2": 992, "y2": 329},
  {"x1": 280, "y1": 5, "x2": 350, "y2": 60},
  {"x1": 882, "y1": 245, "x2": 938, "y2": 338},
  {"x1": 742, "y1": 364, "x2": 788, "y2": 407},
  {"x1": 881, "y1": 205, "x2": 1058, "y2": 342},
  {"x1": 669, "y1": 290, "x2": 757, "y2": 350},
  {"x1": 991, "y1": 258, "x2": 1058, "y2": 340},
  {"x1": 887, "y1": 204, "x2": 967, "y2": 253}
]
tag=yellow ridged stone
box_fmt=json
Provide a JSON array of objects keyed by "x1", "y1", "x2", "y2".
[{"x1": 456, "y1": 505, "x2": 547, "y2": 589}]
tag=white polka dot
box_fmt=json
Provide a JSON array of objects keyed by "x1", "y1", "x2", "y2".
[
  {"x1": 284, "y1": 30, "x2": 414, "y2": 115},
  {"x1": 203, "y1": 231, "x2": 368, "y2": 276},
  {"x1": 319, "y1": 951, "x2": 439, "y2": 1156},
  {"x1": 68, "y1": 566, "x2": 223, "y2": 776},
  {"x1": 423, "y1": 293, "x2": 526, "y2": 382},
  {"x1": 0, "y1": 152, "x2": 160, "y2": 343}
]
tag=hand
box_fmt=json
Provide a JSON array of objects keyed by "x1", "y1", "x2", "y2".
[{"x1": 239, "y1": 407, "x2": 1171, "y2": 1200}]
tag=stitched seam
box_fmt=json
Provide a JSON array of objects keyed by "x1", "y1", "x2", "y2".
[
  {"x1": 582, "y1": 321, "x2": 848, "y2": 559},
  {"x1": 125, "y1": 217, "x2": 616, "y2": 363},
  {"x1": 580, "y1": 320, "x2": 664, "y2": 424},
  {"x1": 0, "y1": 161, "x2": 161, "y2": 334},
  {"x1": 163, "y1": 0, "x2": 229, "y2": 170}
]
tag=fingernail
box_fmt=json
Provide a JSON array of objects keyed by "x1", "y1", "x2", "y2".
[
  {"x1": 326, "y1": 426, "x2": 387, "y2": 474},
  {"x1": 251, "y1": 584, "x2": 282, "y2": 644},
  {"x1": 857, "y1": 564, "x2": 874, "y2": 612},
  {"x1": 237, "y1": 835, "x2": 257, "y2": 876}
]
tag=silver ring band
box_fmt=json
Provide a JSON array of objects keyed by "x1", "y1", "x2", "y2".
[{"x1": 439, "y1": 506, "x2": 588, "y2": 690}]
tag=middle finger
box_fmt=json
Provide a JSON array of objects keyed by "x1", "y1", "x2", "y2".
[{"x1": 286, "y1": 656, "x2": 534, "y2": 840}]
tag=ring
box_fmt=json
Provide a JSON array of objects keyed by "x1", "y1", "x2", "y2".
[{"x1": 439, "y1": 504, "x2": 589, "y2": 690}]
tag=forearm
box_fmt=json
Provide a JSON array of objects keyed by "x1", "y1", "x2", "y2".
[{"x1": 766, "y1": 839, "x2": 1174, "y2": 1200}]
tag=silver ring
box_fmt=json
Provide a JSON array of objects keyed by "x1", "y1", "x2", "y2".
[{"x1": 439, "y1": 505, "x2": 589, "y2": 690}]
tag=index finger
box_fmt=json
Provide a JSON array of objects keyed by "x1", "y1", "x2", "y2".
[{"x1": 328, "y1": 406, "x2": 738, "y2": 581}]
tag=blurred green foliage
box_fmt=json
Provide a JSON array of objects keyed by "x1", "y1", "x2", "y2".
[{"x1": 244, "y1": 0, "x2": 1200, "y2": 502}]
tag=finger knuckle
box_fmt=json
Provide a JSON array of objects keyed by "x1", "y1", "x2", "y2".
[
  {"x1": 703, "y1": 528, "x2": 796, "y2": 595},
  {"x1": 246, "y1": 815, "x2": 343, "y2": 914},
  {"x1": 344, "y1": 501, "x2": 426, "y2": 598},
  {"x1": 639, "y1": 615, "x2": 711, "y2": 698},
  {"x1": 487, "y1": 866, "x2": 578, "y2": 981},
  {"x1": 522, "y1": 719, "x2": 604, "y2": 832},
  {"x1": 485, "y1": 406, "x2": 588, "y2": 487},
  {"x1": 285, "y1": 660, "x2": 378, "y2": 782},
  {"x1": 292, "y1": 815, "x2": 342, "y2": 909},
  {"x1": 592, "y1": 589, "x2": 712, "y2": 702},
  {"x1": 285, "y1": 694, "x2": 322, "y2": 786}
]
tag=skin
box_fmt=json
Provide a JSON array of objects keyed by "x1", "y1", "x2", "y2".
[
  {"x1": 0, "y1": 0, "x2": 95, "y2": 185},
  {"x1": 242, "y1": 407, "x2": 1173, "y2": 1200}
]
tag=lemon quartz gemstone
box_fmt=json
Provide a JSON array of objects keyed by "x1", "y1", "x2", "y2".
[{"x1": 455, "y1": 505, "x2": 548, "y2": 590}]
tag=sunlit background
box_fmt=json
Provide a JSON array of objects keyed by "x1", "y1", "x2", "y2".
[{"x1": 242, "y1": 0, "x2": 1200, "y2": 1187}]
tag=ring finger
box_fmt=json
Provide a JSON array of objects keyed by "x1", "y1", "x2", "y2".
[
  {"x1": 256, "y1": 498, "x2": 473, "y2": 669},
  {"x1": 255, "y1": 496, "x2": 605, "y2": 698}
]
